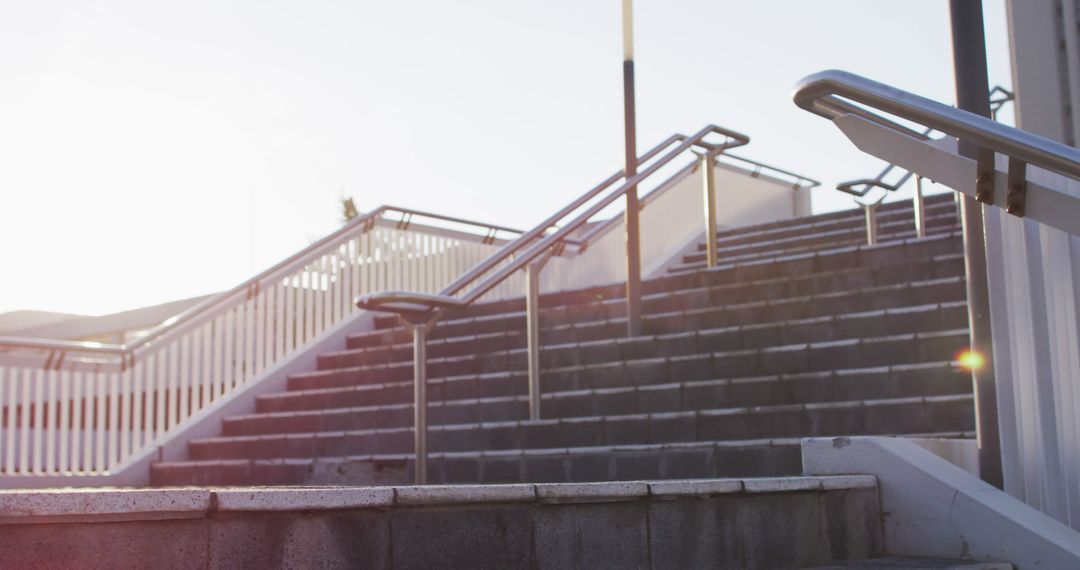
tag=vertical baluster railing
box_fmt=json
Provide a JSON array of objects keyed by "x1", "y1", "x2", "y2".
[{"x1": 0, "y1": 211, "x2": 526, "y2": 477}]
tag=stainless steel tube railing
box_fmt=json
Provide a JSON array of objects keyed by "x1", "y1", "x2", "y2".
[
  {"x1": 356, "y1": 124, "x2": 756, "y2": 483},
  {"x1": 718, "y1": 154, "x2": 822, "y2": 190},
  {"x1": 794, "y1": 69, "x2": 1080, "y2": 494},
  {"x1": 834, "y1": 82, "x2": 1012, "y2": 245},
  {"x1": 837, "y1": 155, "x2": 922, "y2": 245},
  {"x1": 794, "y1": 70, "x2": 1080, "y2": 182},
  {"x1": 570, "y1": 152, "x2": 819, "y2": 251},
  {"x1": 358, "y1": 125, "x2": 750, "y2": 314}
]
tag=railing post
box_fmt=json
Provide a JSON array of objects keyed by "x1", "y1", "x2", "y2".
[
  {"x1": 404, "y1": 313, "x2": 439, "y2": 485},
  {"x1": 700, "y1": 150, "x2": 719, "y2": 268},
  {"x1": 913, "y1": 175, "x2": 927, "y2": 239},
  {"x1": 863, "y1": 203, "x2": 879, "y2": 245},
  {"x1": 525, "y1": 253, "x2": 552, "y2": 421}
]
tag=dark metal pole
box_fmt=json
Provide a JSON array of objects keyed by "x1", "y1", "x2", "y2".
[
  {"x1": 622, "y1": 0, "x2": 642, "y2": 337},
  {"x1": 949, "y1": 0, "x2": 1003, "y2": 489}
]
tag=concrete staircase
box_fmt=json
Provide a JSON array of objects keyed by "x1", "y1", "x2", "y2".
[{"x1": 152, "y1": 193, "x2": 975, "y2": 487}]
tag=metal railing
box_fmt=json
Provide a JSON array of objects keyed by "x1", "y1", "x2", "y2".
[
  {"x1": 571, "y1": 152, "x2": 819, "y2": 255},
  {"x1": 0, "y1": 205, "x2": 543, "y2": 477},
  {"x1": 835, "y1": 127, "x2": 931, "y2": 245},
  {"x1": 793, "y1": 70, "x2": 1080, "y2": 193},
  {"x1": 835, "y1": 85, "x2": 1014, "y2": 245},
  {"x1": 793, "y1": 69, "x2": 1080, "y2": 494},
  {"x1": 356, "y1": 124, "x2": 761, "y2": 483}
]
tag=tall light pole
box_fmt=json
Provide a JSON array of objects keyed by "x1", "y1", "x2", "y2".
[
  {"x1": 622, "y1": 0, "x2": 643, "y2": 337},
  {"x1": 949, "y1": 0, "x2": 1003, "y2": 490}
]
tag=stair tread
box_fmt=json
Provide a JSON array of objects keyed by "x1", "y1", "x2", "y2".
[
  {"x1": 159, "y1": 430, "x2": 975, "y2": 469},
  {"x1": 237, "y1": 359, "x2": 963, "y2": 426},
  {"x1": 156, "y1": 192, "x2": 973, "y2": 487},
  {"x1": 324, "y1": 278, "x2": 967, "y2": 369},
  {"x1": 804, "y1": 557, "x2": 1012, "y2": 569},
  {"x1": 195, "y1": 393, "x2": 974, "y2": 448}
]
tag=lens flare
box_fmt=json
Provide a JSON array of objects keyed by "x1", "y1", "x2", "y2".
[{"x1": 957, "y1": 349, "x2": 986, "y2": 371}]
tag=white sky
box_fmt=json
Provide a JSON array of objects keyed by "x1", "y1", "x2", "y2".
[{"x1": 0, "y1": 0, "x2": 1014, "y2": 317}]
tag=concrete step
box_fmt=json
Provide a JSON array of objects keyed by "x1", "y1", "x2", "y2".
[
  {"x1": 306, "y1": 278, "x2": 969, "y2": 386},
  {"x1": 299, "y1": 325, "x2": 970, "y2": 394},
  {"x1": 241, "y1": 361, "x2": 968, "y2": 435},
  {"x1": 156, "y1": 432, "x2": 970, "y2": 488},
  {"x1": 345, "y1": 251, "x2": 966, "y2": 355},
  {"x1": 712, "y1": 193, "x2": 956, "y2": 247},
  {"x1": 684, "y1": 216, "x2": 958, "y2": 265},
  {"x1": 155, "y1": 438, "x2": 806, "y2": 486},
  {"x1": 188, "y1": 393, "x2": 974, "y2": 461},
  {"x1": 256, "y1": 360, "x2": 967, "y2": 419},
  {"x1": 668, "y1": 230, "x2": 962, "y2": 275},
  {"x1": 804, "y1": 557, "x2": 1013, "y2": 569},
  {"x1": 360, "y1": 229, "x2": 963, "y2": 335},
  {"x1": 704, "y1": 206, "x2": 958, "y2": 255},
  {"x1": 325, "y1": 300, "x2": 968, "y2": 375}
]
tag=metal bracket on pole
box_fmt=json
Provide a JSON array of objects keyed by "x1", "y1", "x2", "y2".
[
  {"x1": 402, "y1": 311, "x2": 440, "y2": 485},
  {"x1": 1006, "y1": 157, "x2": 1028, "y2": 217},
  {"x1": 975, "y1": 147, "x2": 996, "y2": 205},
  {"x1": 525, "y1": 249, "x2": 554, "y2": 422}
]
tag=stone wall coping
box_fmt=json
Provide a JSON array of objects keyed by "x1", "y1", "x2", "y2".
[
  {"x1": 0, "y1": 488, "x2": 212, "y2": 524},
  {"x1": 394, "y1": 484, "x2": 537, "y2": 506},
  {"x1": 0, "y1": 475, "x2": 877, "y2": 524},
  {"x1": 214, "y1": 486, "x2": 395, "y2": 511}
]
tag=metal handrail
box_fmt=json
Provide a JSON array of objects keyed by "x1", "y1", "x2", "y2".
[
  {"x1": 569, "y1": 152, "x2": 818, "y2": 250},
  {"x1": 718, "y1": 154, "x2": 822, "y2": 190},
  {"x1": 806, "y1": 74, "x2": 1029, "y2": 245},
  {"x1": 356, "y1": 124, "x2": 750, "y2": 317},
  {"x1": 835, "y1": 84, "x2": 1011, "y2": 201},
  {"x1": 835, "y1": 129, "x2": 934, "y2": 200},
  {"x1": 434, "y1": 133, "x2": 692, "y2": 298},
  {"x1": 836, "y1": 177, "x2": 908, "y2": 198},
  {"x1": 0, "y1": 205, "x2": 536, "y2": 358},
  {"x1": 793, "y1": 70, "x2": 1080, "y2": 180},
  {"x1": 355, "y1": 124, "x2": 753, "y2": 484}
]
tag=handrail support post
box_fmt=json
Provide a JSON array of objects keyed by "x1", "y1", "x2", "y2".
[
  {"x1": 403, "y1": 312, "x2": 440, "y2": 485},
  {"x1": 699, "y1": 150, "x2": 720, "y2": 268},
  {"x1": 914, "y1": 175, "x2": 927, "y2": 239},
  {"x1": 863, "y1": 203, "x2": 879, "y2": 245},
  {"x1": 525, "y1": 250, "x2": 554, "y2": 422}
]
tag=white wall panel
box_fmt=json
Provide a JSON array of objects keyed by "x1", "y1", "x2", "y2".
[{"x1": 995, "y1": 0, "x2": 1080, "y2": 529}]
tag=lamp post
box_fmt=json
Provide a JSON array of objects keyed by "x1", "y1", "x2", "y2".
[
  {"x1": 622, "y1": 0, "x2": 643, "y2": 337},
  {"x1": 948, "y1": 0, "x2": 1003, "y2": 490}
]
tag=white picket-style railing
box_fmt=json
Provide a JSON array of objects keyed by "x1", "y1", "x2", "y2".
[{"x1": 0, "y1": 208, "x2": 528, "y2": 476}]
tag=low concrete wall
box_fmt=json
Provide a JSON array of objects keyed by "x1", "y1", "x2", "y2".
[
  {"x1": 802, "y1": 436, "x2": 1080, "y2": 570},
  {"x1": 0, "y1": 476, "x2": 879, "y2": 569}
]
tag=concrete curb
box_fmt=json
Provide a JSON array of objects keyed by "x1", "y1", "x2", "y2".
[{"x1": 0, "y1": 475, "x2": 876, "y2": 523}]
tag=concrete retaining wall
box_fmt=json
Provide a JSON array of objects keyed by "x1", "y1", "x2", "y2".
[
  {"x1": 0, "y1": 476, "x2": 880, "y2": 569},
  {"x1": 802, "y1": 436, "x2": 1080, "y2": 570}
]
